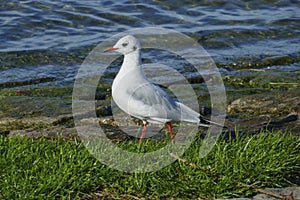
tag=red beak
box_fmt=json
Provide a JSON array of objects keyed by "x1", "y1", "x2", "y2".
[{"x1": 104, "y1": 47, "x2": 119, "y2": 52}]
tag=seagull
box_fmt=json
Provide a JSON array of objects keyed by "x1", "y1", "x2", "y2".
[{"x1": 105, "y1": 35, "x2": 214, "y2": 143}]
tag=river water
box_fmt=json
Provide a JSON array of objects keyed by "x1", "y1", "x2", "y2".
[
  {"x1": 1, "y1": 0, "x2": 299, "y2": 85},
  {"x1": 0, "y1": 0, "x2": 299, "y2": 123}
]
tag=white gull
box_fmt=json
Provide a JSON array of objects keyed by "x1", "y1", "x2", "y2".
[{"x1": 105, "y1": 35, "x2": 213, "y2": 142}]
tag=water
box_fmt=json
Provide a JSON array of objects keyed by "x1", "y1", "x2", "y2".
[{"x1": 0, "y1": 1, "x2": 299, "y2": 101}]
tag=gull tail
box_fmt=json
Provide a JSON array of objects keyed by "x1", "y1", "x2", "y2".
[
  {"x1": 178, "y1": 102, "x2": 224, "y2": 128},
  {"x1": 199, "y1": 115, "x2": 224, "y2": 128}
]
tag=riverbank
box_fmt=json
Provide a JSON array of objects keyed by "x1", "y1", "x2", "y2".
[
  {"x1": 1, "y1": 83, "x2": 299, "y2": 199},
  {"x1": 0, "y1": 79, "x2": 299, "y2": 138}
]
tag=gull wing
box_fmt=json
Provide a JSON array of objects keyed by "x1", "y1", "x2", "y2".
[{"x1": 126, "y1": 81, "x2": 199, "y2": 124}]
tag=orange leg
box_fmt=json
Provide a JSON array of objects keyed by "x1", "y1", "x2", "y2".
[
  {"x1": 139, "y1": 122, "x2": 147, "y2": 143},
  {"x1": 167, "y1": 122, "x2": 175, "y2": 142}
]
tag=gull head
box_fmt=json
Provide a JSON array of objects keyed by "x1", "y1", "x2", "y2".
[{"x1": 105, "y1": 35, "x2": 141, "y2": 55}]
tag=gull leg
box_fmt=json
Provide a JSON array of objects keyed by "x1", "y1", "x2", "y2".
[
  {"x1": 139, "y1": 121, "x2": 147, "y2": 143},
  {"x1": 167, "y1": 122, "x2": 175, "y2": 142}
]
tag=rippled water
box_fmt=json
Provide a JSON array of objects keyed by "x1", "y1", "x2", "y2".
[{"x1": 0, "y1": 0, "x2": 299, "y2": 88}]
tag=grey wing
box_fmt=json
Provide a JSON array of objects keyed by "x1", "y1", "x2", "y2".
[{"x1": 126, "y1": 82, "x2": 182, "y2": 123}]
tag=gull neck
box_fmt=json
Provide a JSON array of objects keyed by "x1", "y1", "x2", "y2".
[
  {"x1": 119, "y1": 50, "x2": 142, "y2": 75},
  {"x1": 124, "y1": 50, "x2": 141, "y2": 67}
]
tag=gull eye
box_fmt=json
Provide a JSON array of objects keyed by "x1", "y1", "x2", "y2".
[{"x1": 122, "y1": 42, "x2": 128, "y2": 47}]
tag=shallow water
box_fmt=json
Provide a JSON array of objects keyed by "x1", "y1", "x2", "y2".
[{"x1": 0, "y1": 0, "x2": 299, "y2": 118}]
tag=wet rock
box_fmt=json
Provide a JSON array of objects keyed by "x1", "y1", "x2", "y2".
[
  {"x1": 0, "y1": 117, "x2": 56, "y2": 134},
  {"x1": 9, "y1": 126, "x2": 77, "y2": 139},
  {"x1": 266, "y1": 114, "x2": 300, "y2": 134},
  {"x1": 0, "y1": 87, "x2": 72, "y2": 119},
  {"x1": 228, "y1": 89, "x2": 300, "y2": 116},
  {"x1": 215, "y1": 187, "x2": 299, "y2": 200},
  {"x1": 79, "y1": 115, "x2": 165, "y2": 140},
  {"x1": 227, "y1": 88, "x2": 300, "y2": 133},
  {"x1": 0, "y1": 114, "x2": 75, "y2": 138}
]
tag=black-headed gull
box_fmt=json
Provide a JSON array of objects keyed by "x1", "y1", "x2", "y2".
[{"x1": 105, "y1": 35, "x2": 212, "y2": 142}]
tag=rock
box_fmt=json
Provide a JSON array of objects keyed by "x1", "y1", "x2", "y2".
[
  {"x1": 252, "y1": 187, "x2": 298, "y2": 200},
  {"x1": 227, "y1": 89, "x2": 300, "y2": 117},
  {"x1": 9, "y1": 126, "x2": 77, "y2": 139},
  {"x1": 0, "y1": 114, "x2": 73, "y2": 129},
  {"x1": 227, "y1": 88, "x2": 300, "y2": 134},
  {"x1": 0, "y1": 116, "x2": 57, "y2": 126},
  {"x1": 215, "y1": 187, "x2": 299, "y2": 200},
  {"x1": 1, "y1": 114, "x2": 75, "y2": 138}
]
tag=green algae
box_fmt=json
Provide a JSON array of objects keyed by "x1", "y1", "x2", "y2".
[
  {"x1": 223, "y1": 69, "x2": 299, "y2": 90},
  {"x1": 218, "y1": 54, "x2": 299, "y2": 69},
  {"x1": 0, "y1": 48, "x2": 90, "y2": 70},
  {"x1": 0, "y1": 87, "x2": 73, "y2": 133},
  {"x1": 0, "y1": 87, "x2": 72, "y2": 118}
]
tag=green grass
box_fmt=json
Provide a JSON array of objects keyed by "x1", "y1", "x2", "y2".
[{"x1": 0, "y1": 130, "x2": 299, "y2": 199}]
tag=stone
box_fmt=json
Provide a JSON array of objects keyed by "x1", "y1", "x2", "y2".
[{"x1": 215, "y1": 187, "x2": 299, "y2": 200}]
